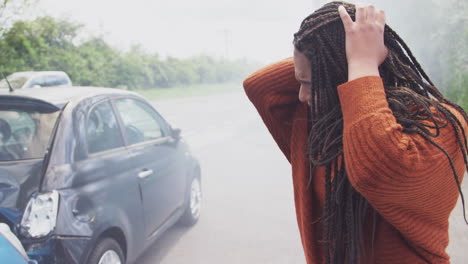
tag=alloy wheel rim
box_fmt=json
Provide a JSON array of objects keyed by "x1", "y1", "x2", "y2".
[
  {"x1": 98, "y1": 250, "x2": 121, "y2": 264},
  {"x1": 190, "y1": 178, "x2": 201, "y2": 218}
]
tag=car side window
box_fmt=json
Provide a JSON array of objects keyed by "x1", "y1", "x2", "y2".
[
  {"x1": 0, "y1": 112, "x2": 37, "y2": 160},
  {"x1": 45, "y1": 75, "x2": 69, "y2": 87},
  {"x1": 86, "y1": 101, "x2": 124, "y2": 154},
  {"x1": 25, "y1": 76, "x2": 46, "y2": 88},
  {"x1": 114, "y1": 98, "x2": 164, "y2": 145}
]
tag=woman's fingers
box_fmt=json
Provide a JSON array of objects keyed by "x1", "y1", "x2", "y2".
[
  {"x1": 337, "y1": 3, "x2": 388, "y2": 80},
  {"x1": 338, "y1": 5, "x2": 354, "y2": 31},
  {"x1": 339, "y1": 4, "x2": 384, "y2": 29},
  {"x1": 367, "y1": 5, "x2": 376, "y2": 22},
  {"x1": 376, "y1": 9, "x2": 386, "y2": 26},
  {"x1": 355, "y1": 3, "x2": 367, "y2": 23}
]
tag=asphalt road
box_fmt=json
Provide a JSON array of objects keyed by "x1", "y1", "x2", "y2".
[{"x1": 134, "y1": 90, "x2": 467, "y2": 264}]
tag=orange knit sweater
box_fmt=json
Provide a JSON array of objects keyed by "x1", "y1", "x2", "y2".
[{"x1": 243, "y1": 58, "x2": 466, "y2": 264}]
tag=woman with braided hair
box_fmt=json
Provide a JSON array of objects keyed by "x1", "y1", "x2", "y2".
[{"x1": 244, "y1": 2, "x2": 467, "y2": 264}]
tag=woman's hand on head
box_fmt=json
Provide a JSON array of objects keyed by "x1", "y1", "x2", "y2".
[{"x1": 338, "y1": 4, "x2": 388, "y2": 81}]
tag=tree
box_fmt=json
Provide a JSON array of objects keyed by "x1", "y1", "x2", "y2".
[
  {"x1": 379, "y1": 0, "x2": 467, "y2": 109},
  {"x1": 0, "y1": 16, "x2": 83, "y2": 73},
  {"x1": 441, "y1": 0, "x2": 468, "y2": 109},
  {"x1": 0, "y1": 16, "x2": 255, "y2": 90},
  {"x1": 0, "y1": 0, "x2": 36, "y2": 29}
]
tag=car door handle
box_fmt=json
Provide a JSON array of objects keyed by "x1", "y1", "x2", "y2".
[{"x1": 138, "y1": 169, "x2": 153, "y2": 179}]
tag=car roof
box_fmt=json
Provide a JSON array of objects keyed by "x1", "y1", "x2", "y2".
[
  {"x1": 0, "y1": 86, "x2": 139, "y2": 107},
  {"x1": 9, "y1": 71, "x2": 68, "y2": 77}
]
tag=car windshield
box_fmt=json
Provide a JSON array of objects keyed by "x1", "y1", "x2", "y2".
[
  {"x1": 0, "y1": 74, "x2": 29, "y2": 89},
  {"x1": 0, "y1": 109, "x2": 60, "y2": 161}
]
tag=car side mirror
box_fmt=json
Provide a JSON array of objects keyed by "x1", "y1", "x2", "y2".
[{"x1": 172, "y1": 128, "x2": 181, "y2": 140}]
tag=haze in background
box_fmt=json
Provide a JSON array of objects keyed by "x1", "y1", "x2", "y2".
[
  {"x1": 37, "y1": 0, "x2": 428, "y2": 60},
  {"x1": 37, "y1": 0, "x2": 312, "y2": 63},
  {"x1": 36, "y1": 0, "x2": 462, "y2": 87}
]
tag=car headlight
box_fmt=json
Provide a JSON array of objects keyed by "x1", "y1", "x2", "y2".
[{"x1": 20, "y1": 190, "x2": 59, "y2": 238}]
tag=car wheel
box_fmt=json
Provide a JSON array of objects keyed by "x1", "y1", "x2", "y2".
[
  {"x1": 87, "y1": 238, "x2": 124, "y2": 264},
  {"x1": 179, "y1": 176, "x2": 202, "y2": 226}
]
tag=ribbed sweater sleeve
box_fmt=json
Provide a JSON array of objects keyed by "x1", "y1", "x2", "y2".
[
  {"x1": 243, "y1": 58, "x2": 300, "y2": 162},
  {"x1": 338, "y1": 76, "x2": 467, "y2": 258}
]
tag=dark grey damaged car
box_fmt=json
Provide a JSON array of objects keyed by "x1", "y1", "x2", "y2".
[{"x1": 0, "y1": 87, "x2": 202, "y2": 264}]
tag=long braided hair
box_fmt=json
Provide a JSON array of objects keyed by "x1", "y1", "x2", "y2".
[{"x1": 293, "y1": 2, "x2": 468, "y2": 263}]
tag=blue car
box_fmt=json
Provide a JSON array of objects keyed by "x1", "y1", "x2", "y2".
[
  {"x1": 0, "y1": 87, "x2": 202, "y2": 264},
  {"x1": 0, "y1": 223, "x2": 36, "y2": 264}
]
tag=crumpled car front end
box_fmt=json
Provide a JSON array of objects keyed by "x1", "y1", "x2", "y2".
[
  {"x1": 1, "y1": 200, "x2": 92, "y2": 264},
  {"x1": 0, "y1": 221, "x2": 32, "y2": 264},
  {"x1": 22, "y1": 234, "x2": 91, "y2": 264}
]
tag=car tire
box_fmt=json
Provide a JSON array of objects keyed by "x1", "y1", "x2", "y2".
[
  {"x1": 179, "y1": 176, "x2": 202, "y2": 226},
  {"x1": 87, "y1": 238, "x2": 124, "y2": 264}
]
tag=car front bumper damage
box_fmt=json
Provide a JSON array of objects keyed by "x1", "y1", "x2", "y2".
[{"x1": 23, "y1": 235, "x2": 92, "y2": 264}]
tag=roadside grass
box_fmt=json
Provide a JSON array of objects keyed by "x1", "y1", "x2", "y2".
[{"x1": 132, "y1": 82, "x2": 241, "y2": 101}]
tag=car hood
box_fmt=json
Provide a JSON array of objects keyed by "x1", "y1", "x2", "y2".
[{"x1": 0, "y1": 160, "x2": 44, "y2": 212}]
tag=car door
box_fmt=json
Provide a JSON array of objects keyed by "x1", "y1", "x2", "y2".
[
  {"x1": 73, "y1": 100, "x2": 146, "y2": 247},
  {"x1": 113, "y1": 97, "x2": 185, "y2": 238}
]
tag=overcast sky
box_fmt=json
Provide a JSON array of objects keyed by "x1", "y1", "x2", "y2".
[
  {"x1": 36, "y1": 0, "x2": 436, "y2": 64},
  {"x1": 37, "y1": 0, "x2": 343, "y2": 63}
]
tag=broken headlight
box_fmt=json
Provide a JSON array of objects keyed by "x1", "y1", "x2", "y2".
[{"x1": 20, "y1": 191, "x2": 59, "y2": 238}]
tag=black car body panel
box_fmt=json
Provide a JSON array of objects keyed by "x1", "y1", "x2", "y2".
[
  {"x1": 0, "y1": 160, "x2": 44, "y2": 212},
  {"x1": 0, "y1": 87, "x2": 200, "y2": 264},
  {"x1": 22, "y1": 235, "x2": 91, "y2": 263},
  {"x1": 0, "y1": 95, "x2": 61, "y2": 113}
]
